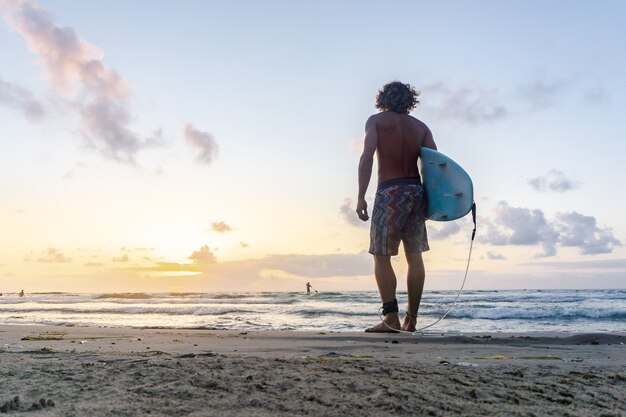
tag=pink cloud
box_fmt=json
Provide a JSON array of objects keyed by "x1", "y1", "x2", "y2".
[
  {"x1": 0, "y1": 0, "x2": 127, "y2": 96},
  {"x1": 0, "y1": 0, "x2": 158, "y2": 164},
  {"x1": 0, "y1": 78, "x2": 45, "y2": 120},
  {"x1": 183, "y1": 124, "x2": 218, "y2": 164}
]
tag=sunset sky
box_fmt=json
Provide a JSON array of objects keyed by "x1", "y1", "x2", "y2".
[{"x1": 1, "y1": 0, "x2": 625, "y2": 293}]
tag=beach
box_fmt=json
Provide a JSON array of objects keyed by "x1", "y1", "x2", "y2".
[{"x1": 0, "y1": 325, "x2": 624, "y2": 416}]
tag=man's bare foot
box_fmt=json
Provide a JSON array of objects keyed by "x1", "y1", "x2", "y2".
[
  {"x1": 365, "y1": 314, "x2": 401, "y2": 333},
  {"x1": 402, "y1": 314, "x2": 417, "y2": 332}
]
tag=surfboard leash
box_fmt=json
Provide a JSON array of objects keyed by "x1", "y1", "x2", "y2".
[{"x1": 379, "y1": 201, "x2": 477, "y2": 335}]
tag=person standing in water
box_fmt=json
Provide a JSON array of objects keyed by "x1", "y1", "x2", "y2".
[
  {"x1": 306, "y1": 282, "x2": 312, "y2": 295},
  {"x1": 356, "y1": 81, "x2": 437, "y2": 333},
  {"x1": 19, "y1": 290, "x2": 25, "y2": 297}
]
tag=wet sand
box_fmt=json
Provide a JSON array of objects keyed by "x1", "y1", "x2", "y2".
[{"x1": 0, "y1": 325, "x2": 624, "y2": 416}]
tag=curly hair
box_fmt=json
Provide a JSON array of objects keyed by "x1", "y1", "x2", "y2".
[{"x1": 375, "y1": 81, "x2": 420, "y2": 113}]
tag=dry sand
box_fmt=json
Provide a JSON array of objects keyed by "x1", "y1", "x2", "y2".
[{"x1": 0, "y1": 325, "x2": 624, "y2": 416}]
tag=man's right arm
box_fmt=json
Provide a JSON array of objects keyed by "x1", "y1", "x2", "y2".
[{"x1": 356, "y1": 116, "x2": 378, "y2": 221}]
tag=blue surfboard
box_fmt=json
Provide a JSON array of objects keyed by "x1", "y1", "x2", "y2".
[{"x1": 420, "y1": 147, "x2": 474, "y2": 222}]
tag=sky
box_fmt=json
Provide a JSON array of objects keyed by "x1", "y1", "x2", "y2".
[{"x1": 1, "y1": 0, "x2": 625, "y2": 293}]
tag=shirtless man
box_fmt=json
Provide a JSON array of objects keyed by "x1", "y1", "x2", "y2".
[{"x1": 356, "y1": 81, "x2": 437, "y2": 332}]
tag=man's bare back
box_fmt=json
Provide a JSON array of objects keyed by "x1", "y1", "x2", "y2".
[{"x1": 368, "y1": 111, "x2": 436, "y2": 184}]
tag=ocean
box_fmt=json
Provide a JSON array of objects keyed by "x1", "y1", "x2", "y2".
[{"x1": 0, "y1": 289, "x2": 624, "y2": 333}]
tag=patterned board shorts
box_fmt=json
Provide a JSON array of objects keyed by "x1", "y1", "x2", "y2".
[{"x1": 369, "y1": 177, "x2": 430, "y2": 256}]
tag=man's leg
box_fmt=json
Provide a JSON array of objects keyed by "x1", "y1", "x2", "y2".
[
  {"x1": 365, "y1": 255, "x2": 401, "y2": 332},
  {"x1": 402, "y1": 251, "x2": 425, "y2": 332}
]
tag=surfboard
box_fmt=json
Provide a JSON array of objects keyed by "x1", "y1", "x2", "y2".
[{"x1": 419, "y1": 147, "x2": 474, "y2": 222}]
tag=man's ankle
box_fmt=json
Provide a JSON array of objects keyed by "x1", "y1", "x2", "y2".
[{"x1": 382, "y1": 299, "x2": 399, "y2": 316}]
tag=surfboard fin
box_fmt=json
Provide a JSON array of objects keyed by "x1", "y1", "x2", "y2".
[
  {"x1": 443, "y1": 190, "x2": 464, "y2": 197},
  {"x1": 427, "y1": 160, "x2": 448, "y2": 167}
]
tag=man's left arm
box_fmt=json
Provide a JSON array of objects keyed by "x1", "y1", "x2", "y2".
[{"x1": 356, "y1": 116, "x2": 377, "y2": 221}]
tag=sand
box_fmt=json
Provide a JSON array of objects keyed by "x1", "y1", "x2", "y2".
[{"x1": 0, "y1": 325, "x2": 624, "y2": 416}]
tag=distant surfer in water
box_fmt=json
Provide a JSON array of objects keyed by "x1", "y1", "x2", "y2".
[
  {"x1": 306, "y1": 282, "x2": 317, "y2": 294},
  {"x1": 356, "y1": 81, "x2": 437, "y2": 333},
  {"x1": 19, "y1": 290, "x2": 25, "y2": 297}
]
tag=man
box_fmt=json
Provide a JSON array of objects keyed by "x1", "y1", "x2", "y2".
[{"x1": 356, "y1": 81, "x2": 437, "y2": 333}]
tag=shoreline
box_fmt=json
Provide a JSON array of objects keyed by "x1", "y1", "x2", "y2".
[
  {"x1": 8, "y1": 321, "x2": 625, "y2": 333},
  {"x1": 1, "y1": 325, "x2": 624, "y2": 416}
]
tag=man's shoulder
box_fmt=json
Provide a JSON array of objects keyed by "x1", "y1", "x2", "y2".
[
  {"x1": 365, "y1": 113, "x2": 382, "y2": 128},
  {"x1": 409, "y1": 115, "x2": 430, "y2": 131},
  {"x1": 406, "y1": 114, "x2": 425, "y2": 125},
  {"x1": 366, "y1": 111, "x2": 397, "y2": 125},
  {"x1": 366, "y1": 112, "x2": 429, "y2": 129},
  {"x1": 366, "y1": 113, "x2": 383, "y2": 122},
  {"x1": 370, "y1": 112, "x2": 425, "y2": 123}
]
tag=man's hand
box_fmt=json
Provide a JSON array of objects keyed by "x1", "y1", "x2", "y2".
[{"x1": 356, "y1": 198, "x2": 369, "y2": 221}]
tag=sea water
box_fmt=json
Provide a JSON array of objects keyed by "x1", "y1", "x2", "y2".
[{"x1": 0, "y1": 289, "x2": 624, "y2": 333}]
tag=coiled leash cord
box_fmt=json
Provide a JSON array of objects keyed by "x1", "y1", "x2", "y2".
[{"x1": 380, "y1": 202, "x2": 477, "y2": 335}]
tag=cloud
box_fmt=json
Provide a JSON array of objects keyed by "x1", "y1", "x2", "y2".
[
  {"x1": 0, "y1": 0, "x2": 127, "y2": 94},
  {"x1": 485, "y1": 251, "x2": 506, "y2": 260},
  {"x1": 340, "y1": 198, "x2": 367, "y2": 228},
  {"x1": 583, "y1": 87, "x2": 609, "y2": 104},
  {"x1": 122, "y1": 249, "x2": 375, "y2": 292},
  {"x1": 32, "y1": 247, "x2": 72, "y2": 263},
  {"x1": 183, "y1": 124, "x2": 218, "y2": 164},
  {"x1": 523, "y1": 259, "x2": 626, "y2": 270},
  {"x1": 480, "y1": 201, "x2": 621, "y2": 257},
  {"x1": 132, "y1": 262, "x2": 203, "y2": 273},
  {"x1": 518, "y1": 77, "x2": 568, "y2": 109},
  {"x1": 239, "y1": 242, "x2": 249, "y2": 248},
  {"x1": 131, "y1": 247, "x2": 154, "y2": 252},
  {"x1": 429, "y1": 222, "x2": 461, "y2": 240},
  {"x1": 528, "y1": 170, "x2": 580, "y2": 193},
  {"x1": 0, "y1": 0, "x2": 158, "y2": 163},
  {"x1": 62, "y1": 162, "x2": 87, "y2": 180},
  {"x1": 188, "y1": 245, "x2": 217, "y2": 266},
  {"x1": 481, "y1": 202, "x2": 559, "y2": 257},
  {"x1": 0, "y1": 78, "x2": 45, "y2": 120},
  {"x1": 1, "y1": 207, "x2": 26, "y2": 215},
  {"x1": 79, "y1": 97, "x2": 147, "y2": 163},
  {"x1": 134, "y1": 245, "x2": 217, "y2": 273},
  {"x1": 131, "y1": 249, "x2": 373, "y2": 280},
  {"x1": 211, "y1": 221, "x2": 232, "y2": 233},
  {"x1": 554, "y1": 212, "x2": 622, "y2": 255},
  {"x1": 112, "y1": 254, "x2": 129, "y2": 263},
  {"x1": 422, "y1": 82, "x2": 509, "y2": 124},
  {"x1": 259, "y1": 252, "x2": 372, "y2": 278}
]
